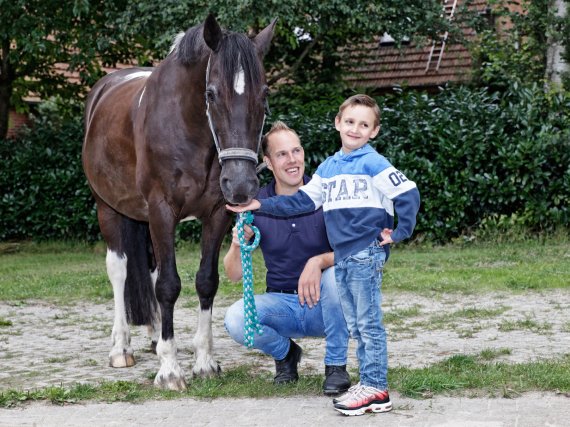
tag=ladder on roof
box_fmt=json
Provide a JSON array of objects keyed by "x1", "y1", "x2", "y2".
[{"x1": 425, "y1": 0, "x2": 458, "y2": 73}]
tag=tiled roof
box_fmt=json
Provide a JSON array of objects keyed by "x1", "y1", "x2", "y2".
[{"x1": 341, "y1": 0, "x2": 490, "y2": 90}]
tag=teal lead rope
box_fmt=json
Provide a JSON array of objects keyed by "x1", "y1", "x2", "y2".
[{"x1": 236, "y1": 212, "x2": 263, "y2": 348}]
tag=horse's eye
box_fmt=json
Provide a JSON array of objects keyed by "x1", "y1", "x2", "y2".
[{"x1": 205, "y1": 88, "x2": 216, "y2": 103}]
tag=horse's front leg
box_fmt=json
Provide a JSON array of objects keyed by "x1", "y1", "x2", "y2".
[
  {"x1": 192, "y1": 207, "x2": 232, "y2": 377},
  {"x1": 148, "y1": 205, "x2": 186, "y2": 391}
]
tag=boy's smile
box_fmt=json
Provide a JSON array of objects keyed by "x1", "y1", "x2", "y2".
[{"x1": 335, "y1": 105, "x2": 380, "y2": 154}]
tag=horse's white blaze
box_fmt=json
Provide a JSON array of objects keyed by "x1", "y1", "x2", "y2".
[
  {"x1": 106, "y1": 250, "x2": 131, "y2": 356},
  {"x1": 192, "y1": 308, "x2": 217, "y2": 374},
  {"x1": 234, "y1": 66, "x2": 245, "y2": 95},
  {"x1": 121, "y1": 71, "x2": 152, "y2": 82}
]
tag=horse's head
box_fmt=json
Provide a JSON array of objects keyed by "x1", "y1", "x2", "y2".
[{"x1": 202, "y1": 15, "x2": 276, "y2": 205}]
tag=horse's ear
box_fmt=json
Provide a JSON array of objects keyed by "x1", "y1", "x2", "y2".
[
  {"x1": 253, "y1": 18, "x2": 277, "y2": 57},
  {"x1": 203, "y1": 13, "x2": 223, "y2": 52}
]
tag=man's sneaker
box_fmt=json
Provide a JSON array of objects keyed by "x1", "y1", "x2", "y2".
[
  {"x1": 273, "y1": 339, "x2": 302, "y2": 385},
  {"x1": 323, "y1": 365, "x2": 351, "y2": 395},
  {"x1": 333, "y1": 385, "x2": 392, "y2": 416},
  {"x1": 332, "y1": 382, "x2": 362, "y2": 404}
]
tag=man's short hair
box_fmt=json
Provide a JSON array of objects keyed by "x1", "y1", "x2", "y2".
[
  {"x1": 261, "y1": 121, "x2": 300, "y2": 156},
  {"x1": 336, "y1": 94, "x2": 381, "y2": 128}
]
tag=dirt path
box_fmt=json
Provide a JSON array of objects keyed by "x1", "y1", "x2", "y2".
[
  {"x1": 2, "y1": 290, "x2": 570, "y2": 389},
  {"x1": 1, "y1": 290, "x2": 570, "y2": 425}
]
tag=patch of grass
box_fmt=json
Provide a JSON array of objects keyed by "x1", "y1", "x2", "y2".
[
  {"x1": 0, "y1": 317, "x2": 12, "y2": 327},
  {"x1": 3, "y1": 355, "x2": 570, "y2": 408},
  {"x1": 384, "y1": 305, "x2": 422, "y2": 325},
  {"x1": 391, "y1": 353, "x2": 570, "y2": 398},
  {"x1": 384, "y1": 239, "x2": 570, "y2": 295},
  {"x1": 1, "y1": 239, "x2": 569, "y2": 303},
  {"x1": 478, "y1": 348, "x2": 512, "y2": 361},
  {"x1": 498, "y1": 318, "x2": 553, "y2": 333},
  {"x1": 0, "y1": 366, "x2": 323, "y2": 408}
]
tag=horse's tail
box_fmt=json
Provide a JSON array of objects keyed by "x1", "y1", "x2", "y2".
[{"x1": 121, "y1": 217, "x2": 158, "y2": 326}]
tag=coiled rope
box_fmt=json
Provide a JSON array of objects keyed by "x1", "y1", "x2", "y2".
[{"x1": 236, "y1": 212, "x2": 263, "y2": 348}]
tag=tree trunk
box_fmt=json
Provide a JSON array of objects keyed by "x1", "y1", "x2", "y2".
[
  {"x1": 0, "y1": 38, "x2": 14, "y2": 140},
  {"x1": 545, "y1": 0, "x2": 568, "y2": 87}
]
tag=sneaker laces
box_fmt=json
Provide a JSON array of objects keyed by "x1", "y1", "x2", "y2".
[
  {"x1": 335, "y1": 382, "x2": 362, "y2": 402},
  {"x1": 346, "y1": 385, "x2": 385, "y2": 404}
]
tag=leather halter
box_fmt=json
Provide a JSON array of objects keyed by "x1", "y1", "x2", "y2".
[{"x1": 205, "y1": 55, "x2": 265, "y2": 166}]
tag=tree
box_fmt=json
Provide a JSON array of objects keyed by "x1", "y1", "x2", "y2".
[
  {"x1": 0, "y1": 0, "x2": 452, "y2": 140},
  {"x1": 545, "y1": 0, "x2": 569, "y2": 87},
  {"x1": 0, "y1": 0, "x2": 196, "y2": 140}
]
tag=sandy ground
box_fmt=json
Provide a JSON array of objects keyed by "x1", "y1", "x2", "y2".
[{"x1": 1, "y1": 290, "x2": 570, "y2": 426}]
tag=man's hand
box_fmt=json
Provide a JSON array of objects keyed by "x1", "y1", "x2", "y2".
[
  {"x1": 226, "y1": 200, "x2": 261, "y2": 213},
  {"x1": 298, "y1": 257, "x2": 322, "y2": 308},
  {"x1": 379, "y1": 228, "x2": 393, "y2": 246},
  {"x1": 231, "y1": 224, "x2": 253, "y2": 246}
]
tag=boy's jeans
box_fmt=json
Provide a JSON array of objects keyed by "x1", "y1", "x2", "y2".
[
  {"x1": 224, "y1": 267, "x2": 349, "y2": 365},
  {"x1": 335, "y1": 241, "x2": 388, "y2": 390}
]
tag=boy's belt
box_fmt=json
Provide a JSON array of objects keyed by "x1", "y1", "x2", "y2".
[{"x1": 266, "y1": 287, "x2": 298, "y2": 295}]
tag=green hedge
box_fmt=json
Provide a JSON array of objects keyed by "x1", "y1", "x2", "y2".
[
  {"x1": 1, "y1": 82, "x2": 569, "y2": 243},
  {"x1": 0, "y1": 114, "x2": 100, "y2": 241},
  {"x1": 276, "y1": 83, "x2": 570, "y2": 242}
]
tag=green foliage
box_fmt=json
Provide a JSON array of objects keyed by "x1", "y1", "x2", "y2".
[
  {"x1": 378, "y1": 83, "x2": 570, "y2": 242},
  {"x1": 0, "y1": 100, "x2": 99, "y2": 241}
]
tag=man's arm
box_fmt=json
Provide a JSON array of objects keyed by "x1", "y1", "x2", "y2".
[
  {"x1": 223, "y1": 225, "x2": 254, "y2": 282},
  {"x1": 298, "y1": 251, "x2": 334, "y2": 308}
]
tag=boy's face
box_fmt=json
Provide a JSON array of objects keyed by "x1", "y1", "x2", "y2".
[{"x1": 334, "y1": 105, "x2": 380, "y2": 154}]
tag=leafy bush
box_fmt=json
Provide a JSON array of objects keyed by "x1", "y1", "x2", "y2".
[
  {"x1": 0, "y1": 102, "x2": 99, "y2": 241},
  {"x1": 274, "y1": 82, "x2": 570, "y2": 243}
]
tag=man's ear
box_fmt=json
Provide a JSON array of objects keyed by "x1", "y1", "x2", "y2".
[{"x1": 264, "y1": 155, "x2": 273, "y2": 171}]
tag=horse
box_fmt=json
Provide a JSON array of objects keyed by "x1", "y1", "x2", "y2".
[{"x1": 82, "y1": 14, "x2": 276, "y2": 391}]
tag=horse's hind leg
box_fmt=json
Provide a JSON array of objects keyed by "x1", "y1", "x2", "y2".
[
  {"x1": 97, "y1": 202, "x2": 135, "y2": 368},
  {"x1": 97, "y1": 200, "x2": 158, "y2": 368},
  {"x1": 106, "y1": 249, "x2": 136, "y2": 367}
]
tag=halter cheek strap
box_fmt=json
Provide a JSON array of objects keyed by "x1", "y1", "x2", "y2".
[{"x1": 205, "y1": 55, "x2": 265, "y2": 166}]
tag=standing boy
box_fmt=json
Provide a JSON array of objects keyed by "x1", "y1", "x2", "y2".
[{"x1": 227, "y1": 94, "x2": 420, "y2": 416}]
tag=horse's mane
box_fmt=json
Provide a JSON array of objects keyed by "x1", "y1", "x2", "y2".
[{"x1": 173, "y1": 24, "x2": 264, "y2": 93}]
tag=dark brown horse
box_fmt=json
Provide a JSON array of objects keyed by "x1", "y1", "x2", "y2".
[{"x1": 82, "y1": 15, "x2": 276, "y2": 390}]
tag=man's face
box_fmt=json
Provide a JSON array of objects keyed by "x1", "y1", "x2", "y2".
[
  {"x1": 334, "y1": 105, "x2": 380, "y2": 154},
  {"x1": 264, "y1": 130, "x2": 305, "y2": 191}
]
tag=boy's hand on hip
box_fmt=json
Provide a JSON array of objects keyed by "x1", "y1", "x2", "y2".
[{"x1": 379, "y1": 228, "x2": 393, "y2": 246}]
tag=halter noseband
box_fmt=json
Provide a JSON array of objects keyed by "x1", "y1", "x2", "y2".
[{"x1": 205, "y1": 55, "x2": 265, "y2": 166}]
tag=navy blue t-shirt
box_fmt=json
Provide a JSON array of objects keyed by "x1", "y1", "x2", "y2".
[{"x1": 254, "y1": 176, "x2": 332, "y2": 292}]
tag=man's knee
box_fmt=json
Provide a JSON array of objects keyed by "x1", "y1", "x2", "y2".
[{"x1": 224, "y1": 300, "x2": 245, "y2": 339}]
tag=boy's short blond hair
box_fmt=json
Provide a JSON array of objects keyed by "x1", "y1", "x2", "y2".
[
  {"x1": 261, "y1": 121, "x2": 300, "y2": 156},
  {"x1": 336, "y1": 94, "x2": 381, "y2": 128}
]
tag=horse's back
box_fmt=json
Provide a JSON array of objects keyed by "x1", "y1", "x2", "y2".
[{"x1": 83, "y1": 68, "x2": 153, "y2": 219}]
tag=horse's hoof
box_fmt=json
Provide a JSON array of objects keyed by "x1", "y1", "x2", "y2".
[
  {"x1": 192, "y1": 361, "x2": 221, "y2": 378},
  {"x1": 109, "y1": 351, "x2": 136, "y2": 368},
  {"x1": 154, "y1": 372, "x2": 187, "y2": 391},
  {"x1": 150, "y1": 340, "x2": 158, "y2": 354}
]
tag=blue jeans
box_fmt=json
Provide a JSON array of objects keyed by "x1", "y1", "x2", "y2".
[
  {"x1": 335, "y1": 241, "x2": 388, "y2": 390},
  {"x1": 224, "y1": 267, "x2": 349, "y2": 365}
]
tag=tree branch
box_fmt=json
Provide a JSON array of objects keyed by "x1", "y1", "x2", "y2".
[{"x1": 268, "y1": 34, "x2": 319, "y2": 86}]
